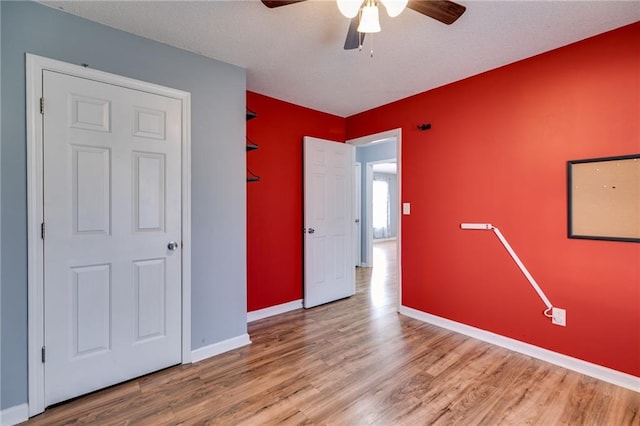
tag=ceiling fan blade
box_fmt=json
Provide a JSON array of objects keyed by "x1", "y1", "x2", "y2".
[
  {"x1": 261, "y1": 0, "x2": 307, "y2": 8},
  {"x1": 407, "y1": 0, "x2": 466, "y2": 25},
  {"x1": 344, "y1": 17, "x2": 365, "y2": 50}
]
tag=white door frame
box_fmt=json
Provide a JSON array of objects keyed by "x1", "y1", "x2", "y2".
[
  {"x1": 25, "y1": 54, "x2": 192, "y2": 416},
  {"x1": 354, "y1": 162, "x2": 362, "y2": 266},
  {"x1": 347, "y1": 129, "x2": 402, "y2": 311},
  {"x1": 365, "y1": 163, "x2": 373, "y2": 266}
]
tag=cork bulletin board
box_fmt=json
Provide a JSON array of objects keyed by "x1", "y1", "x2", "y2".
[{"x1": 568, "y1": 154, "x2": 640, "y2": 242}]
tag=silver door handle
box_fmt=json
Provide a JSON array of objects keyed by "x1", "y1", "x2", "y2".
[
  {"x1": 355, "y1": 219, "x2": 360, "y2": 223},
  {"x1": 168, "y1": 241, "x2": 179, "y2": 251},
  {"x1": 308, "y1": 228, "x2": 315, "y2": 234}
]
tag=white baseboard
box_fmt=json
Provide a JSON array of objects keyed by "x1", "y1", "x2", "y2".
[
  {"x1": 247, "y1": 299, "x2": 303, "y2": 323},
  {"x1": 1, "y1": 403, "x2": 29, "y2": 426},
  {"x1": 399, "y1": 306, "x2": 640, "y2": 393},
  {"x1": 191, "y1": 333, "x2": 251, "y2": 363}
]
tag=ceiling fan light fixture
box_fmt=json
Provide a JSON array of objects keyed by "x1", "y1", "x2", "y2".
[
  {"x1": 357, "y1": 4, "x2": 381, "y2": 33},
  {"x1": 380, "y1": 0, "x2": 407, "y2": 17},
  {"x1": 337, "y1": 0, "x2": 362, "y2": 18}
]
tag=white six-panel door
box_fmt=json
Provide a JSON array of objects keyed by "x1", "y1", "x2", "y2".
[
  {"x1": 303, "y1": 137, "x2": 355, "y2": 308},
  {"x1": 43, "y1": 70, "x2": 182, "y2": 406}
]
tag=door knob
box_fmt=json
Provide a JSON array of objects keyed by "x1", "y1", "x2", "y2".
[
  {"x1": 308, "y1": 228, "x2": 315, "y2": 234},
  {"x1": 167, "y1": 241, "x2": 179, "y2": 251}
]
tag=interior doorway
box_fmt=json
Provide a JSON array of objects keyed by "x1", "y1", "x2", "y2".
[{"x1": 347, "y1": 129, "x2": 402, "y2": 311}]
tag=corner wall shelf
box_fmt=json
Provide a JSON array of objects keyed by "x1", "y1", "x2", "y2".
[{"x1": 246, "y1": 108, "x2": 260, "y2": 183}]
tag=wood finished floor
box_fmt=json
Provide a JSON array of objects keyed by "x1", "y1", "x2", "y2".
[{"x1": 23, "y1": 241, "x2": 639, "y2": 425}]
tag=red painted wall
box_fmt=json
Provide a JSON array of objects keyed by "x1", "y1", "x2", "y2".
[
  {"x1": 246, "y1": 92, "x2": 346, "y2": 311},
  {"x1": 346, "y1": 23, "x2": 640, "y2": 376}
]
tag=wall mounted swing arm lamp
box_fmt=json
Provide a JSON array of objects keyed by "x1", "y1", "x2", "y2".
[{"x1": 460, "y1": 223, "x2": 566, "y2": 326}]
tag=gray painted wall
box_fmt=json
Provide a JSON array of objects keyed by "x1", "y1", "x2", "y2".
[
  {"x1": 355, "y1": 140, "x2": 397, "y2": 264},
  {"x1": 1, "y1": 1, "x2": 247, "y2": 410}
]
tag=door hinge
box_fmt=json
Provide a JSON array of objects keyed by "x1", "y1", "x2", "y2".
[
  {"x1": 41, "y1": 222, "x2": 45, "y2": 240},
  {"x1": 41, "y1": 346, "x2": 46, "y2": 363},
  {"x1": 40, "y1": 97, "x2": 44, "y2": 115}
]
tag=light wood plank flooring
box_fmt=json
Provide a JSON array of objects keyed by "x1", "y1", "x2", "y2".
[{"x1": 23, "y1": 241, "x2": 639, "y2": 425}]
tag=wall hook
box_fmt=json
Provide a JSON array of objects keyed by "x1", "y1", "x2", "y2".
[{"x1": 417, "y1": 123, "x2": 431, "y2": 131}]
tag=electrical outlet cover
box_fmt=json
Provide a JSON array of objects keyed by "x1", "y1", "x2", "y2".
[{"x1": 552, "y1": 307, "x2": 566, "y2": 326}]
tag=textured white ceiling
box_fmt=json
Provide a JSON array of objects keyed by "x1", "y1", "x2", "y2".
[{"x1": 41, "y1": 0, "x2": 640, "y2": 117}]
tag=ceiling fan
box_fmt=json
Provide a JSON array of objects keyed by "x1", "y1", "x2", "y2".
[{"x1": 261, "y1": 0, "x2": 466, "y2": 50}]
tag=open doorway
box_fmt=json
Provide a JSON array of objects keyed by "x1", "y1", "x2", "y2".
[
  {"x1": 370, "y1": 161, "x2": 397, "y2": 309},
  {"x1": 357, "y1": 146, "x2": 397, "y2": 267},
  {"x1": 348, "y1": 129, "x2": 401, "y2": 311}
]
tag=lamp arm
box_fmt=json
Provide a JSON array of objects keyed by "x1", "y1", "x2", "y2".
[{"x1": 490, "y1": 226, "x2": 553, "y2": 311}]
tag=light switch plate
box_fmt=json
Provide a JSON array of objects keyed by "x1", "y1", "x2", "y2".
[{"x1": 402, "y1": 203, "x2": 411, "y2": 215}]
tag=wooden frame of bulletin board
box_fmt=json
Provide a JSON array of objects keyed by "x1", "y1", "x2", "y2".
[{"x1": 567, "y1": 154, "x2": 640, "y2": 242}]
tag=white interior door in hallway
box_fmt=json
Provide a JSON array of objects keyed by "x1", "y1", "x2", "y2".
[
  {"x1": 42, "y1": 70, "x2": 183, "y2": 406},
  {"x1": 303, "y1": 137, "x2": 355, "y2": 308}
]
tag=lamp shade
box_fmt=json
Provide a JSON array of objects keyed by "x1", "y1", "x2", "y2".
[
  {"x1": 357, "y1": 4, "x2": 381, "y2": 33},
  {"x1": 380, "y1": 0, "x2": 407, "y2": 17},
  {"x1": 337, "y1": 0, "x2": 362, "y2": 18}
]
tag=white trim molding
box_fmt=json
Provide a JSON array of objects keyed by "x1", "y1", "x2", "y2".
[
  {"x1": 0, "y1": 403, "x2": 29, "y2": 426},
  {"x1": 247, "y1": 299, "x2": 303, "y2": 323},
  {"x1": 399, "y1": 306, "x2": 640, "y2": 393},
  {"x1": 191, "y1": 334, "x2": 252, "y2": 363},
  {"x1": 26, "y1": 53, "x2": 192, "y2": 416}
]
